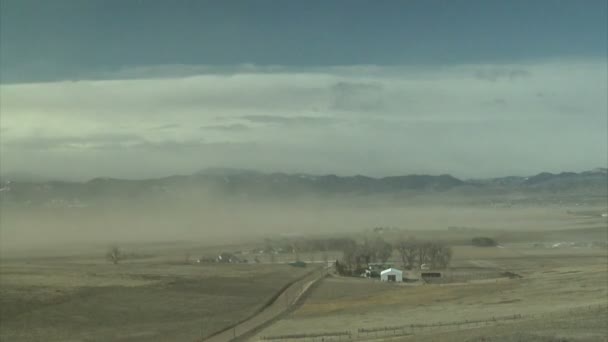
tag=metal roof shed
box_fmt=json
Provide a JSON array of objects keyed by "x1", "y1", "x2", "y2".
[{"x1": 380, "y1": 268, "x2": 403, "y2": 282}]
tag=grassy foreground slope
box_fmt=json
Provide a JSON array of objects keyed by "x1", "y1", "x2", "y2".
[
  {"x1": 255, "y1": 244, "x2": 607, "y2": 341},
  {"x1": 0, "y1": 256, "x2": 310, "y2": 342}
]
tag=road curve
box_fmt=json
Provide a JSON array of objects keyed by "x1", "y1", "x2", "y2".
[{"x1": 200, "y1": 266, "x2": 329, "y2": 342}]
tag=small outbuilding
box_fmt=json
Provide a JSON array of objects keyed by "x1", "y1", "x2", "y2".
[{"x1": 380, "y1": 268, "x2": 403, "y2": 282}]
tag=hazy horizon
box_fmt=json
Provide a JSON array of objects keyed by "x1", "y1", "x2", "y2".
[{"x1": 2, "y1": 164, "x2": 608, "y2": 183}]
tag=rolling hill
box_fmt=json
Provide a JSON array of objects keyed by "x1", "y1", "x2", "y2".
[{"x1": 0, "y1": 168, "x2": 606, "y2": 207}]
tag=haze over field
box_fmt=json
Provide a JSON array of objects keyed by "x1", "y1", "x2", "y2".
[{"x1": 1, "y1": 167, "x2": 606, "y2": 256}]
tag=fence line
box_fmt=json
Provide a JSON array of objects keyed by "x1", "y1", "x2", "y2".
[
  {"x1": 261, "y1": 331, "x2": 351, "y2": 340},
  {"x1": 258, "y1": 303, "x2": 608, "y2": 342}
]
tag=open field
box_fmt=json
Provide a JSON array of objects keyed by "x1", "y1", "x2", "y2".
[
  {"x1": 397, "y1": 307, "x2": 608, "y2": 341},
  {"x1": 0, "y1": 251, "x2": 314, "y2": 342}
]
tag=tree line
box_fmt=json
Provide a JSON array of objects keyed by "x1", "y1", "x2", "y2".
[
  {"x1": 395, "y1": 238, "x2": 452, "y2": 269},
  {"x1": 262, "y1": 237, "x2": 359, "y2": 254},
  {"x1": 337, "y1": 237, "x2": 452, "y2": 276}
]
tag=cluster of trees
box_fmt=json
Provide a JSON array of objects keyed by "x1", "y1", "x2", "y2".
[
  {"x1": 256, "y1": 235, "x2": 452, "y2": 274},
  {"x1": 339, "y1": 237, "x2": 393, "y2": 274},
  {"x1": 471, "y1": 237, "x2": 498, "y2": 247},
  {"x1": 395, "y1": 239, "x2": 452, "y2": 270},
  {"x1": 261, "y1": 237, "x2": 361, "y2": 263},
  {"x1": 105, "y1": 246, "x2": 153, "y2": 264},
  {"x1": 262, "y1": 237, "x2": 359, "y2": 254},
  {"x1": 336, "y1": 237, "x2": 452, "y2": 276}
]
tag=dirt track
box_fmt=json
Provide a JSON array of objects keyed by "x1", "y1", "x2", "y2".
[{"x1": 201, "y1": 266, "x2": 329, "y2": 342}]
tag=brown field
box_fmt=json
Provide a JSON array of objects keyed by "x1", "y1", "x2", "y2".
[
  {"x1": 250, "y1": 208, "x2": 608, "y2": 342},
  {"x1": 395, "y1": 307, "x2": 608, "y2": 341},
  {"x1": 253, "y1": 254, "x2": 607, "y2": 341},
  {"x1": 0, "y1": 251, "x2": 313, "y2": 342}
]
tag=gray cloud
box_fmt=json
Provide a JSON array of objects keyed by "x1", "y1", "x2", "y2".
[
  {"x1": 86, "y1": 64, "x2": 292, "y2": 81},
  {"x1": 4, "y1": 134, "x2": 214, "y2": 153},
  {"x1": 1, "y1": 61, "x2": 605, "y2": 179},
  {"x1": 128, "y1": 139, "x2": 209, "y2": 152},
  {"x1": 473, "y1": 68, "x2": 531, "y2": 82},
  {"x1": 481, "y1": 98, "x2": 508, "y2": 107},
  {"x1": 150, "y1": 123, "x2": 181, "y2": 130},
  {"x1": 4, "y1": 133, "x2": 144, "y2": 150},
  {"x1": 240, "y1": 115, "x2": 336, "y2": 126},
  {"x1": 201, "y1": 123, "x2": 251, "y2": 131},
  {"x1": 330, "y1": 81, "x2": 385, "y2": 112}
]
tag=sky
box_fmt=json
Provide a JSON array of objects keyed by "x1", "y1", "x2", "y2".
[{"x1": 0, "y1": 0, "x2": 607, "y2": 180}]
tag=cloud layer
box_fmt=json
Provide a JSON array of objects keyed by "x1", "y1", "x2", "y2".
[{"x1": 1, "y1": 61, "x2": 606, "y2": 180}]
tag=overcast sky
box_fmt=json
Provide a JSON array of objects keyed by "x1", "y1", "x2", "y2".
[{"x1": 1, "y1": 0, "x2": 606, "y2": 180}]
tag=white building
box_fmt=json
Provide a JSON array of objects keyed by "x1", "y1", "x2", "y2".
[{"x1": 380, "y1": 268, "x2": 403, "y2": 282}]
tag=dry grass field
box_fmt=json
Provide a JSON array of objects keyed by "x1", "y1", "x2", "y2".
[
  {"x1": 251, "y1": 208, "x2": 608, "y2": 342},
  {"x1": 253, "y1": 249, "x2": 607, "y2": 341},
  {"x1": 392, "y1": 306, "x2": 608, "y2": 341},
  {"x1": 0, "y1": 251, "x2": 313, "y2": 342}
]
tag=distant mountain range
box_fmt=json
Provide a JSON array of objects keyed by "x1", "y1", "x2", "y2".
[
  {"x1": 1, "y1": 168, "x2": 606, "y2": 207},
  {"x1": 470, "y1": 168, "x2": 607, "y2": 187}
]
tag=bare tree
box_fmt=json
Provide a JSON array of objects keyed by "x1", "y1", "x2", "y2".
[
  {"x1": 106, "y1": 246, "x2": 124, "y2": 265},
  {"x1": 425, "y1": 242, "x2": 453, "y2": 269},
  {"x1": 341, "y1": 239, "x2": 359, "y2": 271},
  {"x1": 417, "y1": 241, "x2": 431, "y2": 267},
  {"x1": 396, "y1": 237, "x2": 418, "y2": 269},
  {"x1": 372, "y1": 237, "x2": 393, "y2": 264},
  {"x1": 264, "y1": 238, "x2": 274, "y2": 253},
  {"x1": 427, "y1": 242, "x2": 442, "y2": 269},
  {"x1": 321, "y1": 240, "x2": 329, "y2": 266},
  {"x1": 322, "y1": 250, "x2": 329, "y2": 266},
  {"x1": 435, "y1": 243, "x2": 453, "y2": 269},
  {"x1": 339, "y1": 237, "x2": 397, "y2": 274},
  {"x1": 292, "y1": 240, "x2": 302, "y2": 262}
]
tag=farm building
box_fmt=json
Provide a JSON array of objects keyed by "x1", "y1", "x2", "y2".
[
  {"x1": 403, "y1": 270, "x2": 421, "y2": 281},
  {"x1": 380, "y1": 268, "x2": 403, "y2": 282},
  {"x1": 216, "y1": 252, "x2": 246, "y2": 263},
  {"x1": 421, "y1": 272, "x2": 442, "y2": 279},
  {"x1": 365, "y1": 263, "x2": 393, "y2": 278}
]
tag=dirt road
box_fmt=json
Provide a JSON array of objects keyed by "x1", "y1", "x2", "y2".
[{"x1": 201, "y1": 266, "x2": 329, "y2": 342}]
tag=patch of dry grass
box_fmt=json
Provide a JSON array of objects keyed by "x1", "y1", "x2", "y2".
[
  {"x1": 0, "y1": 257, "x2": 312, "y2": 342},
  {"x1": 254, "y1": 243, "x2": 607, "y2": 338}
]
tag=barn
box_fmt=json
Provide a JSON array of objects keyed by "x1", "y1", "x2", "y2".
[{"x1": 380, "y1": 268, "x2": 403, "y2": 282}]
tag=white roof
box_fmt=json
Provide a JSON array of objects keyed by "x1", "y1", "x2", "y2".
[{"x1": 381, "y1": 268, "x2": 402, "y2": 275}]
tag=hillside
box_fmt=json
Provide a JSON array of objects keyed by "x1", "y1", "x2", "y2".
[{"x1": 0, "y1": 168, "x2": 606, "y2": 207}]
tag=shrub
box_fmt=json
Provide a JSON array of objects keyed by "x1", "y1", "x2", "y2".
[{"x1": 471, "y1": 237, "x2": 498, "y2": 247}]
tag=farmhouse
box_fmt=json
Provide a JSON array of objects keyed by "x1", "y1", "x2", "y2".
[{"x1": 380, "y1": 268, "x2": 403, "y2": 282}]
